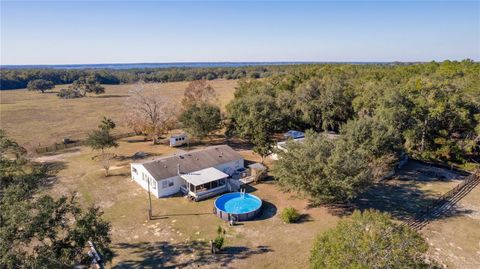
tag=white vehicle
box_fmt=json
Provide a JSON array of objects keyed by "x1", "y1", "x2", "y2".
[{"x1": 169, "y1": 134, "x2": 188, "y2": 147}]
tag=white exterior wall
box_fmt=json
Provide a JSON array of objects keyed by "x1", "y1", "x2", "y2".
[
  {"x1": 130, "y1": 164, "x2": 160, "y2": 198},
  {"x1": 131, "y1": 157, "x2": 244, "y2": 198},
  {"x1": 157, "y1": 175, "x2": 184, "y2": 197}
]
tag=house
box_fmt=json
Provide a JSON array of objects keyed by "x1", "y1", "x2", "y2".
[
  {"x1": 169, "y1": 133, "x2": 188, "y2": 147},
  {"x1": 130, "y1": 145, "x2": 244, "y2": 201},
  {"x1": 270, "y1": 137, "x2": 305, "y2": 160}
]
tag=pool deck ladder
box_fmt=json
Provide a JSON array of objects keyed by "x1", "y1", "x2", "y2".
[{"x1": 240, "y1": 188, "x2": 246, "y2": 198}]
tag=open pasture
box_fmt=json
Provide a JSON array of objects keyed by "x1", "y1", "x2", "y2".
[{"x1": 0, "y1": 80, "x2": 237, "y2": 147}]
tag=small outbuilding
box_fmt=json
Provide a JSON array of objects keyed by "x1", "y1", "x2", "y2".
[{"x1": 169, "y1": 134, "x2": 188, "y2": 147}]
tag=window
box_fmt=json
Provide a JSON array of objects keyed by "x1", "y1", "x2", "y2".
[
  {"x1": 142, "y1": 173, "x2": 147, "y2": 181},
  {"x1": 132, "y1": 167, "x2": 137, "y2": 174},
  {"x1": 150, "y1": 178, "x2": 156, "y2": 189},
  {"x1": 162, "y1": 179, "x2": 174, "y2": 189}
]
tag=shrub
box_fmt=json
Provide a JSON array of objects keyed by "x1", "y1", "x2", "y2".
[
  {"x1": 213, "y1": 226, "x2": 226, "y2": 250},
  {"x1": 213, "y1": 235, "x2": 224, "y2": 250},
  {"x1": 281, "y1": 207, "x2": 300, "y2": 223},
  {"x1": 57, "y1": 88, "x2": 82, "y2": 99}
]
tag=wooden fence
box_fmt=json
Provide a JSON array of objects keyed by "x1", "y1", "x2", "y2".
[{"x1": 35, "y1": 132, "x2": 137, "y2": 154}]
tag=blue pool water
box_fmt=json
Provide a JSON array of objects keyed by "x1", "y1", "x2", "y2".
[{"x1": 215, "y1": 192, "x2": 262, "y2": 214}]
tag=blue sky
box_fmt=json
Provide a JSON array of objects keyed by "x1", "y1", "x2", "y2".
[{"x1": 1, "y1": 1, "x2": 479, "y2": 65}]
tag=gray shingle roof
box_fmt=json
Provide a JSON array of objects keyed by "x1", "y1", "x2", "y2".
[{"x1": 137, "y1": 145, "x2": 243, "y2": 181}]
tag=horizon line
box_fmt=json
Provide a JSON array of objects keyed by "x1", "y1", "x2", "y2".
[{"x1": 2, "y1": 59, "x2": 476, "y2": 68}]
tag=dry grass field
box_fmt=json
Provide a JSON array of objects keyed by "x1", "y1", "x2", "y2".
[
  {"x1": 0, "y1": 79, "x2": 237, "y2": 147},
  {"x1": 34, "y1": 136, "x2": 480, "y2": 269},
  {"x1": 38, "y1": 137, "x2": 340, "y2": 268}
]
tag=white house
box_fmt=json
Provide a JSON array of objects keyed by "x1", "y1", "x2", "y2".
[
  {"x1": 130, "y1": 145, "x2": 244, "y2": 201},
  {"x1": 270, "y1": 137, "x2": 305, "y2": 160}
]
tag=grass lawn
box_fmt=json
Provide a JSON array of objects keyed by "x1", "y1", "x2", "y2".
[
  {"x1": 0, "y1": 79, "x2": 237, "y2": 147},
  {"x1": 35, "y1": 136, "x2": 480, "y2": 268},
  {"x1": 39, "y1": 137, "x2": 339, "y2": 268}
]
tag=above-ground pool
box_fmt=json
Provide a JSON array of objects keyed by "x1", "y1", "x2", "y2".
[{"x1": 214, "y1": 192, "x2": 262, "y2": 221}]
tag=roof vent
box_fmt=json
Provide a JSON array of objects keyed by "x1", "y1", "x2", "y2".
[{"x1": 179, "y1": 155, "x2": 184, "y2": 159}]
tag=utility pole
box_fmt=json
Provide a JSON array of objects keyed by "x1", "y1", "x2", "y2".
[{"x1": 147, "y1": 180, "x2": 152, "y2": 220}]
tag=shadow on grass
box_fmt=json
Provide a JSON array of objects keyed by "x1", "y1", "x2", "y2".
[
  {"x1": 255, "y1": 200, "x2": 277, "y2": 220},
  {"x1": 325, "y1": 182, "x2": 441, "y2": 220},
  {"x1": 124, "y1": 137, "x2": 149, "y2": 143},
  {"x1": 226, "y1": 137, "x2": 254, "y2": 151},
  {"x1": 112, "y1": 241, "x2": 271, "y2": 268},
  {"x1": 295, "y1": 213, "x2": 312, "y2": 224},
  {"x1": 151, "y1": 212, "x2": 213, "y2": 220},
  {"x1": 41, "y1": 147, "x2": 81, "y2": 156},
  {"x1": 95, "y1": 94, "x2": 130, "y2": 98},
  {"x1": 324, "y1": 160, "x2": 472, "y2": 223}
]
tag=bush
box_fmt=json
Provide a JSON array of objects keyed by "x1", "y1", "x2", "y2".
[
  {"x1": 57, "y1": 88, "x2": 82, "y2": 99},
  {"x1": 213, "y1": 226, "x2": 225, "y2": 250},
  {"x1": 281, "y1": 207, "x2": 300, "y2": 223},
  {"x1": 213, "y1": 235, "x2": 224, "y2": 250}
]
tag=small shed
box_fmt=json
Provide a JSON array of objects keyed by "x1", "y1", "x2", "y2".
[{"x1": 170, "y1": 134, "x2": 188, "y2": 147}]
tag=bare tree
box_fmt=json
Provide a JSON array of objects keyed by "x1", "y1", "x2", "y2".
[
  {"x1": 124, "y1": 83, "x2": 179, "y2": 144},
  {"x1": 181, "y1": 80, "x2": 217, "y2": 109},
  {"x1": 100, "y1": 152, "x2": 115, "y2": 177}
]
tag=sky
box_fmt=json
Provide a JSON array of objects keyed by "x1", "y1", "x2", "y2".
[{"x1": 1, "y1": 0, "x2": 479, "y2": 65}]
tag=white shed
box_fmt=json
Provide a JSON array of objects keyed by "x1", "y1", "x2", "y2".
[{"x1": 169, "y1": 134, "x2": 188, "y2": 147}]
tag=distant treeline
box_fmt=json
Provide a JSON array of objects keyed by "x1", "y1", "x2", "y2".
[{"x1": 0, "y1": 65, "x2": 305, "y2": 90}]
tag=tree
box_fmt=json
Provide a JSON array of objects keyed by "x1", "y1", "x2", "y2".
[
  {"x1": 337, "y1": 117, "x2": 403, "y2": 180},
  {"x1": 57, "y1": 88, "x2": 83, "y2": 99},
  {"x1": 70, "y1": 76, "x2": 105, "y2": 97},
  {"x1": 272, "y1": 130, "x2": 372, "y2": 203},
  {"x1": 181, "y1": 80, "x2": 217, "y2": 109},
  {"x1": 227, "y1": 93, "x2": 280, "y2": 160},
  {"x1": 85, "y1": 129, "x2": 118, "y2": 154},
  {"x1": 124, "y1": 83, "x2": 179, "y2": 144},
  {"x1": 251, "y1": 127, "x2": 274, "y2": 163},
  {"x1": 86, "y1": 118, "x2": 118, "y2": 176},
  {"x1": 310, "y1": 210, "x2": 432, "y2": 269},
  {"x1": 0, "y1": 133, "x2": 113, "y2": 268},
  {"x1": 295, "y1": 77, "x2": 354, "y2": 131},
  {"x1": 99, "y1": 116, "x2": 116, "y2": 131},
  {"x1": 27, "y1": 79, "x2": 54, "y2": 93},
  {"x1": 179, "y1": 103, "x2": 222, "y2": 140}
]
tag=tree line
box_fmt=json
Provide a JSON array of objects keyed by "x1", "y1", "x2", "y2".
[
  {"x1": 225, "y1": 60, "x2": 479, "y2": 204},
  {"x1": 0, "y1": 65, "x2": 300, "y2": 90},
  {"x1": 227, "y1": 60, "x2": 479, "y2": 166}
]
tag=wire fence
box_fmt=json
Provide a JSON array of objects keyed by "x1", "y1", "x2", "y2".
[{"x1": 35, "y1": 132, "x2": 137, "y2": 154}]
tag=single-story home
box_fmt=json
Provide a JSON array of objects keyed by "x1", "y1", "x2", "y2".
[
  {"x1": 130, "y1": 145, "x2": 244, "y2": 201},
  {"x1": 270, "y1": 137, "x2": 305, "y2": 160}
]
